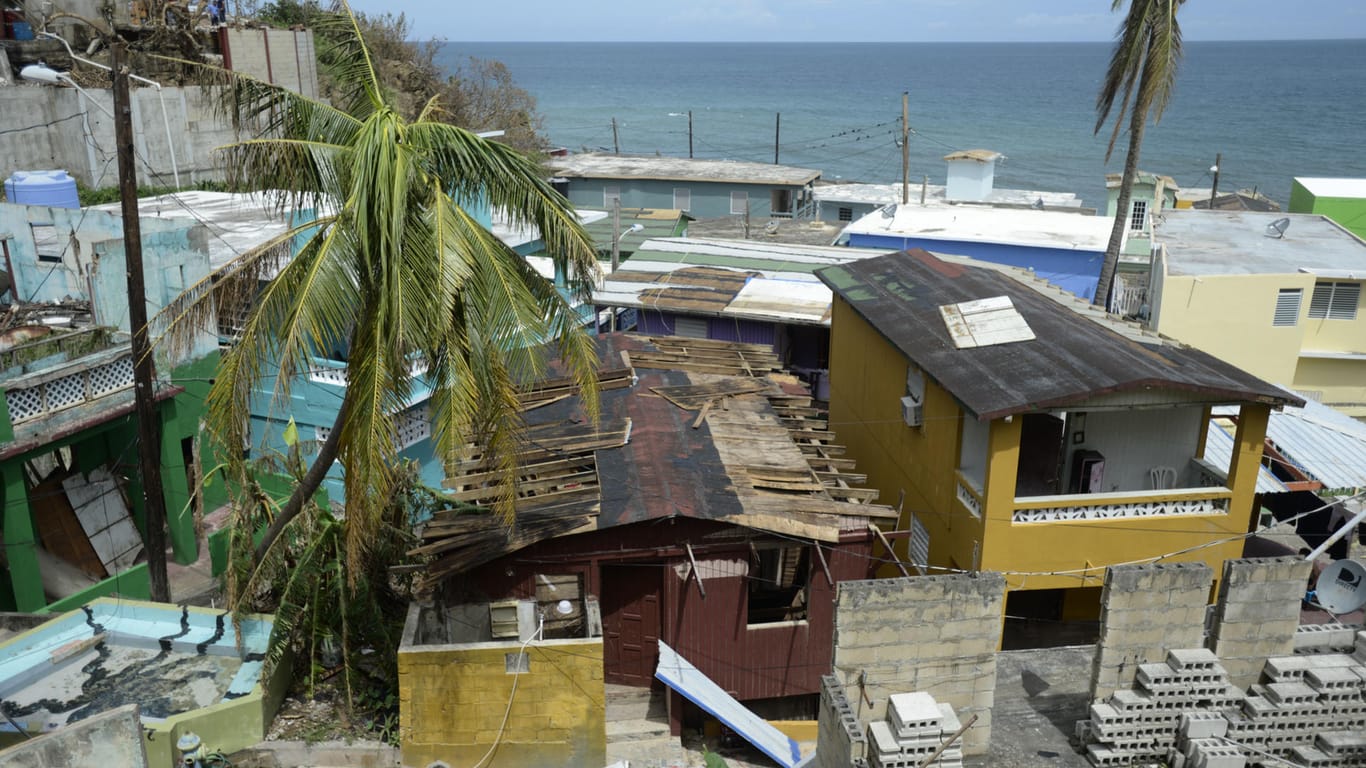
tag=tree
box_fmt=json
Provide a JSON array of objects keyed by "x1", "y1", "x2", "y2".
[
  {"x1": 161, "y1": 2, "x2": 600, "y2": 621},
  {"x1": 1092, "y1": 0, "x2": 1184, "y2": 310}
]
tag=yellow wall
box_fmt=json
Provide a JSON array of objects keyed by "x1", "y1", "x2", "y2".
[
  {"x1": 827, "y1": 297, "x2": 981, "y2": 577},
  {"x1": 1154, "y1": 272, "x2": 1313, "y2": 384},
  {"x1": 399, "y1": 639, "x2": 605, "y2": 768},
  {"x1": 1293, "y1": 357, "x2": 1366, "y2": 415},
  {"x1": 829, "y1": 297, "x2": 1267, "y2": 597}
]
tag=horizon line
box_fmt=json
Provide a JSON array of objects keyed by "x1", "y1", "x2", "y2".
[{"x1": 433, "y1": 37, "x2": 1364, "y2": 45}]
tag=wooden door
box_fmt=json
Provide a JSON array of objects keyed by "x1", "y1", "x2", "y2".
[
  {"x1": 1016, "y1": 413, "x2": 1066, "y2": 496},
  {"x1": 601, "y1": 564, "x2": 662, "y2": 687}
]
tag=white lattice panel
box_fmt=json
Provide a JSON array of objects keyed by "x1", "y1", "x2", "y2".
[
  {"x1": 395, "y1": 404, "x2": 431, "y2": 449},
  {"x1": 309, "y1": 366, "x2": 348, "y2": 385},
  {"x1": 5, "y1": 387, "x2": 44, "y2": 423},
  {"x1": 956, "y1": 480, "x2": 982, "y2": 519},
  {"x1": 1012, "y1": 497, "x2": 1229, "y2": 524},
  {"x1": 45, "y1": 372, "x2": 87, "y2": 411},
  {"x1": 315, "y1": 426, "x2": 331, "y2": 444},
  {"x1": 89, "y1": 356, "x2": 135, "y2": 398},
  {"x1": 910, "y1": 517, "x2": 930, "y2": 575}
]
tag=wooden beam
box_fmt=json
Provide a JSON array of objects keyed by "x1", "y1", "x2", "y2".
[
  {"x1": 692, "y1": 399, "x2": 714, "y2": 429},
  {"x1": 685, "y1": 542, "x2": 706, "y2": 598},
  {"x1": 869, "y1": 523, "x2": 910, "y2": 577},
  {"x1": 813, "y1": 541, "x2": 834, "y2": 586}
]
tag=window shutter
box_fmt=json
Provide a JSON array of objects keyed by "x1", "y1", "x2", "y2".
[
  {"x1": 1273, "y1": 289, "x2": 1301, "y2": 326},
  {"x1": 1330, "y1": 282, "x2": 1360, "y2": 319}
]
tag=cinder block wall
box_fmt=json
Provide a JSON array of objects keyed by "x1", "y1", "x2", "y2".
[
  {"x1": 1209, "y1": 556, "x2": 1312, "y2": 690},
  {"x1": 831, "y1": 573, "x2": 1005, "y2": 755},
  {"x1": 814, "y1": 675, "x2": 867, "y2": 768},
  {"x1": 1090, "y1": 562, "x2": 1212, "y2": 702},
  {"x1": 398, "y1": 639, "x2": 605, "y2": 768}
]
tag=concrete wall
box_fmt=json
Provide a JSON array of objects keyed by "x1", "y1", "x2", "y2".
[
  {"x1": 831, "y1": 573, "x2": 1005, "y2": 755},
  {"x1": 0, "y1": 84, "x2": 239, "y2": 189},
  {"x1": 814, "y1": 675, "x2": 868, "y2": 768},
  {"x1": 0, "y1": 704, "x2": 147, "y2": 768},
  {"x1": 564, "y1": 178, "x2": 810, "y2": 220},
  {"x1": 1089, "y1": 562, "x2": 1213, "y2": 702},
  {"x1": 223, "y1": 28, "x2": 320, "y2": 100},
  {"x1": 1208, "y1": 556, "x2": 1312, "y2": 690},
  {"x1": 398, "y1": 637, "x2": 606, "y2": 768},
  {"x1": 1289, "y1": 180, "x2": 1366, "y2": 240}
]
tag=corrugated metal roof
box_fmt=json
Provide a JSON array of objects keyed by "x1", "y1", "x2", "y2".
[
  {"x1": 595, "y1": 238, "x2": 894, "y2": 326},
  {"x1": 1213, "y1": 398, "x2": 1366, "y2": 492},
  {"x1": 548, "y1": 153, "x2": 821, "y2": 186},
  {"x1": 1201, "y1": 423, "x2": 1290, "y2": 494},
  {"x1": 817, "y1": 249, "x2": 1302, "y2": 420}
]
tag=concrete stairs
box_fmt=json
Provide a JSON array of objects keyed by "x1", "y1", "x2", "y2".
[{"x1": 606, "y1": 684, "x2": 692, "y2": 767}]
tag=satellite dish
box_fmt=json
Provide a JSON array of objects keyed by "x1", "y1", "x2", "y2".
[
  {"x1": 1265, "y1": 217, "x2": 1291, "y2": 239},
  {"x1": 1315, "y1": 559, "x2": 1366, "y2": 614},
  {"x1": 880, "y1": 204, "x2": 898, "y2": 220}
]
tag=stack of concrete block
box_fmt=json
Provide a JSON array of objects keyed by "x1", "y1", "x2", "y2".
[
  {"x1": 1294, "y1": 624, "x2": 1361, "y2": 656},
  {"x1": 1179, "y1": 738, "x2": 1247, "y2": 768},
  {"x1": 832, "y1": 574, "x2": 1004, "y2": 755},
  {"x1": 865, "y1": 692, "x2": 962, "y2": 768},
  {"x1": 1079, "y1": 648, "x2": 1242, "y2": 767},
  {"x1": 1209, "y1": 558, "x2": 1313, "y2": 691},
  {"x1": 815, "y1": 674, "x2": 869, "y2": 768},
  {"x1": 1090, "y1": 562, "x2": 1213, "y2": 702},
  {"x1": 1284, "y1": 731, "x2": 1366, "y2": 767}
]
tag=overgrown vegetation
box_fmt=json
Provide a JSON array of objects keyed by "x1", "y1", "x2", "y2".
[
  {"x1": 76, "y1": 179, "x2": 230, "y2": 206},
  {"x1": 256, "y1": 0, "x2": 546, "y2": 153}
]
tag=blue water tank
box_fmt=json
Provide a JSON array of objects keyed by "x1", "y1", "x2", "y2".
[{"x1": 5, "y1": 170, "x2": 80, "y2": 209}]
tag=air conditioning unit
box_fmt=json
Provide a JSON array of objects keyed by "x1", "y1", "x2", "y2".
[{"x1": 900, "y1": 395, "x2": 923, "y2": 427}]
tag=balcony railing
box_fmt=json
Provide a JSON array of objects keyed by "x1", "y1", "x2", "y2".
[
  {"x1": 955, "y1": 472, "x2": 984, "y2": 520},
  {"x1": 1011, "y1": 487, "x2": 1232, "y2": 524},
  {"x1": 3, "y1": 346, "x2": 136, "y2": 425}
]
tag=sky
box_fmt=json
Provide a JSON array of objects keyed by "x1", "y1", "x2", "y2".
[{"x1": 344, "y1": 0, "x2": 1366, "y2": 43}]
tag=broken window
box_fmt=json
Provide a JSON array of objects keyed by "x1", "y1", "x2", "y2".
[
  {"x1": 536, "y1": 572, "x2": 585, "y2": 639},
  {"x1": 748, "y1": 545, "x2": 809, "y2": 625}
]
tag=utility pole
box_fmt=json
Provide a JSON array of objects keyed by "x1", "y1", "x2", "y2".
[
  {"x1": 1208, "y1": 152, "x2": 1221, "y2": 208},
  {"x1": 113, "y1": 40, "x2": 170, "y2": 603},
  {"x1": 688, "y1": 110, "x2": 694, "y2": 159},
  {"x1": 773, "y1": 112, "x2": 780, "y2": 165},
  {"x1": 901, "y1": 91, "x2": 910, "y2": 204},
  {"x1": 609, "y1": 198, "x2": 621, "y2": 332},
  {"x1": 611, "y1": 117, "x2": 620, "y2": 155}
]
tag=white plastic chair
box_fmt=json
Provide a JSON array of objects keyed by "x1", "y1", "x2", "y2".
[{"x1": 1149, "y1": 466, "x2": 1177, "y2": 490}]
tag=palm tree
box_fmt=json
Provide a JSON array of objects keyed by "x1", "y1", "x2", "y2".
[
  {"x1": 161, "y1": 5, "x2": 601, "y2": 590},
  {"x1": 1092, "y1": 0, "x2": 1185, "y2": 310}
]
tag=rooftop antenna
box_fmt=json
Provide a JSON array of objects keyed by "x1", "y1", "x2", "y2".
[{"x1": 1265, "y1": 217, "x2": 1291, "y2": 239}]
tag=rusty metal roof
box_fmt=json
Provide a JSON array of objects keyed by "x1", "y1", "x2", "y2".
[{"x1": 817, "y1": 249, "x2": 1303, "y2": 421}]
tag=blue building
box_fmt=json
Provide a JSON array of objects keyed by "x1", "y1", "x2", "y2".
[
  {"x1": 839, "y1": 202, "x2": 1112, "y2": 301},
  {"x1": 549, "y1": 153, "x2": 821, "y2": 220}
]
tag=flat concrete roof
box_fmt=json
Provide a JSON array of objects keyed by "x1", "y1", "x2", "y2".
[
  {"x1": 1156, "y1": 209, "x2": 1366, "y2": 276},
  {"x1": 96, "y1": 191, "x2": 302, "y2": 270},
  {"x1": 843, "y1": 202, "x2": 1110, "y2": 251},
  {"x1": 548, "y1": 153, "x2": 821, "y2": 186},
  {"x1": 814, "y1": 182, "x2": 1083, "y2": 209},
  {"x1": 1295, "y1": 177, "x2": 1366, "y2": 199}
]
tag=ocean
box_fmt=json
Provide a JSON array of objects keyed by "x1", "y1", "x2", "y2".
[{"x1": 435, "y1": 40, "x2": 1366, "y2": 211}]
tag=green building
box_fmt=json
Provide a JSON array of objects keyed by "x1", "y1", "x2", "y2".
[{"x1": 1290, "y1": 177, "x2": 1366, "y2": 241}]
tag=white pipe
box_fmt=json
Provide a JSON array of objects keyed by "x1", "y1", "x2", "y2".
[
  {"x1": 42, "y1": 31, "x2": 180, "y2": 188},
  {"x1": 1304, "y1": 506, "x2": 1366, "y2": 562}
]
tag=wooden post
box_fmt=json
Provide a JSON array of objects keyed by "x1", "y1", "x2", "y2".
[
  {"x1": 609, "y1": 198, "x2": 621, "y2": 332},
  {"x1": 901, "y1": 91, "x2": 910, "y2": 204},
  {"x1": 688, "y1": 110, "x2": 693, "y2": 158},
  {"x1": 1208, "y1": 152, "x2": 1221, "y2": 208},
  {"x1": 611, "y1": 116, "x2": 619, "y2": 155},
  {"x1": 774, "y1": 112, "x2": 781, "y2": 165},
  {"x1": 114, "y1": 41, "x2": 171, "y2": 603},
  {"x1": 915, "y1": 714, "x2": 978, "y2": 768}
]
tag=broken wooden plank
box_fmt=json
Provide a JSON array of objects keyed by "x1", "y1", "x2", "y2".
[{"x1": 869, "y1": 523, "x2": 910, "y2": 578}]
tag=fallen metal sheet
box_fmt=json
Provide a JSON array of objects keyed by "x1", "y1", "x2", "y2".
[
  {"x1": 1201, "y1": 423, "x2": 1290, "y2": 494},
  {"x1": 64, "y1": 468, "x2": 143, "y2": 573},
  {"x1": 655, "y1": 640, "x2": 800, "y2": 768}
]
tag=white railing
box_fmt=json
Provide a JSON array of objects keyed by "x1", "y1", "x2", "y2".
[
  {"x1": 956, "y1": 474, "x2": 983, "y2": 519},
  {"x1": 1110, "y1": 275, "x2": 1148, "y2": 318},
  {"x1": 4, "y1": 349, "x2": 135, "y2": 425},
  {"x1": 308, "y1": 356, "x2": 429, "y2": 386},
  {"x1": 1011, "y1": 487, "x2": 1231, "y2": 524}
]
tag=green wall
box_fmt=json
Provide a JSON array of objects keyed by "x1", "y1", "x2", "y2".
[{"x1": 1289, "y1": 181, "x2": 1366, "y2": 241}]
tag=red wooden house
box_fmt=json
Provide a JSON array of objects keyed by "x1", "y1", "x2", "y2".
[{"x1": 401, "y1": 334, "x2": 894, "y2": 757}]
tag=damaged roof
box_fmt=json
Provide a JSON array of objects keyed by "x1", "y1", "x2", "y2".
[
  {"x1": 412, "y1": 334, "x2": 894, "y2": 587},
  {"x1": 817, "y1": 249, "x2": 1303, "y2": 421},
  {"x1": 548, "y1": 153, "x2": 821, "y2": 186}
]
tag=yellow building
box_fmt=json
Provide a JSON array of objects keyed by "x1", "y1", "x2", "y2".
[
  {"x1": 1149, "y1": 210, "x2": 1366, "y2": 417},
  {"x1": 816, "y1": 249, "x2": 1300, "y2": 628}
]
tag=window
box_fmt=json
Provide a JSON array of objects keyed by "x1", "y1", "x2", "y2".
[
  {"x1": 730, "y1": 191, "x2": 748, "y2": 215},
  {"x1": 1308, "y1": 281, "x2": 1361, "y2": 320},
  {"x1": 837, "y1": 207, "x2": 853, "y2": 222},
  {"x1": 30, "y1": 223, "x2": 63, "y2": 263},
  {"x1": 748, "y1": 546, "x2": 809, "y2": 625},
  {"x1": 674, "y1": 316, "x2": 708, "y2": 338},
  {"x1": 535, "y1": 573, "x2": 585, "y2": 639},
  {"x1": 673, "y1": 187, "x2": 691, "y2": 211},
  {"x1": 1128, "y1": 200, "x2": 1148, "y2": 232},
  {"x1": 603, "y1": 185, "x2": 621, "y2": 208},
  {"x1": 1273, "y1": 288, "x2": 1302, "y2": 327}
]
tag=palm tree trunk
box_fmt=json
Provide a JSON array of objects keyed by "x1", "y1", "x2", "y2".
[
  {"x1": 1094, "y1": 54, "x2": 1155, "y2": 310},
  {"x1": 252, "y1": 398, "x2": 350, "y2": 563}
]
